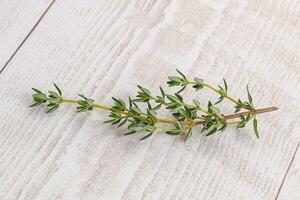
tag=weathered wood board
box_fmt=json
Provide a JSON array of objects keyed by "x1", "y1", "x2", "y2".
[
  {"x1": 0, "y1": 0, "x2": 54, "y2": 69},
  {"x1": 0, "y1": 0, "x2": 299, "y2": 199}
]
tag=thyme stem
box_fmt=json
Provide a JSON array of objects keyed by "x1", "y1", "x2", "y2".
[
  {"x1": 62, "y1": 99, "x2": 277, "y2": 126},
  {"x1": 194, "y1": 107, "x2": 278, "y2": 125},
  {"x1": 189, "y1": 81, "x2": 241, "y2": 106},
  {"x1": 203, "y1": 83, "x2": 241, "y2": 105}
]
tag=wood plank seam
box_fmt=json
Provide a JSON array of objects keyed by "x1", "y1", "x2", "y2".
[
  {"x1": 275, "y1": 142, "x2": 300, "y2": 199},
  {"x1": 0, "y1": 0, "x2": 56, "y2": 74}
]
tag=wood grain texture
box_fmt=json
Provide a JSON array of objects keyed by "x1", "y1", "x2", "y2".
[
  {"x1": 0, "y1": 0, "x2": 299, "y2": 199},
  {"x1": 0, "y1": 0, "x2": 54, "y2": 69}
]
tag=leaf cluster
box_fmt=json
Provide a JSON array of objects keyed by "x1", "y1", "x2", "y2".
[
  {"x1": 214, "y1": 78, "x2": 228, "y2": 105},
  {"x1": 104, "y1": 96, "x2": 158, "y2": 140},
  {"x1": 30, "y1": 83, "x2": 62, "y2": 113},
  {"x1": 167, "y1": 69, "x2": 189, "y2": 93},
  {"x1": 201, "y1": 102, "x2": 227, "y2": 136},
  {"x1": 77, "y1": 94, "x2": 94, "y2": 112}
]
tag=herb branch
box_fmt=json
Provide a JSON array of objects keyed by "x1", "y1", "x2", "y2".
[{"x1": 30, "y1": 70, "x2": 278, "y2": 141}]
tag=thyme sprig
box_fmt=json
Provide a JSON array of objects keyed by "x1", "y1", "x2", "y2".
[{"x1": 30, "y1": 70, "x2": 278, "y2": 141}]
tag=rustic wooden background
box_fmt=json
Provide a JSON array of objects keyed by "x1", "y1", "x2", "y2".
[{"x1": 0, "y1": 0, "x2": 299, "y2": 199}]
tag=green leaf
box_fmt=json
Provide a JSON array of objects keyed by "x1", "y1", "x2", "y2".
[
  {"x1": 78, "y1": 94, "x2": 88, "y2": 101},
  {"x1": 77, "y1": 106, "x2": 88, "y2": 112},
  {"x1": 176, "y1": 69, "x2": 186, "y2": 79},
  {"x1": 176, "y1": 86, "x2": 186, "y2": 94},
  {"x1": 175, "y1": 121, "x2": 182, "y2": 130},
  {"x1": 237, "y1": 121, "x2": 246, "y2": 128},
  {"x1": 49, "y1": 91, "x2": 59, "y2": 98},
  {"x1": 129, "y1": 97, "x2": 138, "y2": 108},
  {"x1": 118, "y1": 118, "x2": 128, "y2": 127},
  {"x1": 148, "y1": 109, "x2": 157, "y2": 117},
  {"x1": 159, "y1": 86, "x2": 165, "y2": 98},
  {"x1": 214, "y1": 96, "x2": 224, "y2": 105},
  {"x1": 137, "y1": 85, "x2": 151, "y2": 96},
  {"x1": 193, "y1": 99, "x2": 201, "y2": 108},
  {"x1": 53, "y1": 83, "x2": 62, "y2": 96},
  {"x1": 246, "y1": 85, "x2": 253, "y2": 105},
  {"x1": 144, "y1": 125, "x2": 156, "y2": 132},
  {"x1": 206, "y1": 124, "x2": 216, "y2": 135},
  {"x1": 166, "y1": 94, "x2": 180, "y2": 104},
  {"x1": 194, "y1": 78, "x2": 203, "y2": 84},
  {"x1": 48, "y1": 99, "x2": 60, "y2": 104},
  {"x1": 47, "y1": 103, "x2": 57, "y2": 107},
  {"x1": 192, "y1": 78, "x2": 204, "y2": 91},
  {"x1": 234, "y1": 105, "x2": 241, "y2": 113},
  {"x1": 223, "y1": 78, "x2": 228, "y2": 92},
  {"x1": 218, "y1": 123, "x2": 227, "y2": 131},
  {"x1": 124, "y1": 131, "x2": 136, "y2": 135},
  {"x1": 165, "y1": 130, "x2": 180, "y2": 135},
  {"x1": 129, "y1": 126, "x2": 144, "y2": 132},
  {"x1": 184, "y1": 129, "x2": 192, "y2": 142},
  {"x1": 131, "y1": 107, "x2": 142, "y2": 114},
  {"x1": 46, "y1": 104, "x2": 59, "y2": 113},
  {"x1": 32, "y1": 88, "x2": 42, "y2": 94},
  {"x1": 253, "y1": 117, "x2": 259, "y2": 139},
  {"x1": 29, "y1": 102, "x2": 42, "y2": 107},
  {"x1": 140, "y1": 132, "x2": 153, "y2": 141},
  {"x1": 112, "y1": 118, "x2": 121, "y2": 125},
  {"x1": 104, "y1": 119, "x2": 115, "y2": 123},
  {"x1": 33, "y1": 93, "x2": 47, "y2": 101},
  {"x1": 168, "y1": 76, "x2": 183, "y2": 83}
]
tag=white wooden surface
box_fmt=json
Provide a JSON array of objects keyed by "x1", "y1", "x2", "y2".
[
  {"x1": 0, "y1": 0, "x2": 299, "y2": 199},
  {"x1": 0, "y1": 0, "x2": 54, "y2": 69}
]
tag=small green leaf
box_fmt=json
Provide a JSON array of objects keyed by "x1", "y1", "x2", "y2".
[
  {"x1": 159, "y1": 86, "x2": 165, "y2": 98},
  {"x1": 78, "y1": 94, "x2": 88, "y2": 101},
  {"x1": 46, "y1": 104, "x2": 59, "y2": 113},
  {"x1": 253, "y1": 117, "x2": 259, "y2": 139},
  {"x1": 33, "y1": 93, "x2": 47, "y2": 101},
  {"x1": 223, "y1": 78, "x2": 228, "y2": 92},
  {"x1": 214, "y1": 96, "x2": 224, "y2": 105},
  {"x1": 237, "y1": 121, "x2": 246, "y2": 128},
  {"x1": 165, "y1": 130, "x2": 180, "y2": 135},
  {"x1": 218, "y1": 123, "x2": 227, "y2": 131},
  {"x1": 77, "y1": 106, "x2": 89, "y2": 112},
  {"x1": 53, "y1": 83, "x2": 62, "y2": 96},
  {"x1": 148, "y1": 109, "x2": 157, "y2": 117},
  {"x1": 176, "y1": 69, "x2": 186, "y2": 79},
  {"x1": 137, "y1": 85, "x2": 151, "y2": 96},
  {"x1": 246, "y1": 85, "x2": 253, "y2": 105},
  {"x1": 104, "y1": 119, "x2": 115, "y2": 123},
  {"x1": 32, "y1": 88, "x2": 42, "y2": 94},
  {"x1": 118, "y1": 118, "x2": 128, "y2": 127},
  {"x1": 112, "y1": 118, "x2": 121, "y2": 125},
  {"x1": 193, "y1": 99, "x2": 201, "y2": 108},
  {"x1": 49, "y1": 91, "x2": 59, "y2": 98},
  {"x1": 176, "y1": 86, "x2": 186, "y2": 94},
  {"x1": 184, "y1": 129, "x2": 192, "y2": 142},
  {"x1": 192, "y1": 78, "x2": 204, "y2": 91},
  {"x1": 131, "y1": 107, "x2": 142, "y2": 114},
  {"x1": 129, "y1": 126, "x2": 144, "y2": 132},
  {"x1": 175, "y1": 121, "x2": 182, "y2": 130},
  {"x1": 124, "y1": 131, "x2": 136, "y2": 135},
  {"x1": 29, "y1": 102, "x2": 42, "y2": 107},
  {"x1": 206, "y1": 124, "x2": 218, "y2": 136},
  {"x1": 140, "y1": 132, "x2": 153, "y2": 141},
  {"x1": 168, "y1": 76, "x2": 183, "y2": 83}
]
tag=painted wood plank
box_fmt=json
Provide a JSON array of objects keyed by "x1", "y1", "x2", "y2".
[
  {"x1": 0, "y1": 0, "x2": 54, "y2": 69},
  {"x1": 0, "y1": 0, "x2": 299, "y2": 200}
]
